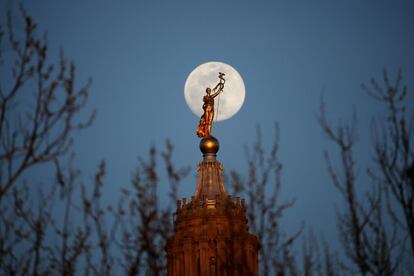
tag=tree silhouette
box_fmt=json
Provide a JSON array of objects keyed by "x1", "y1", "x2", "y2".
[
  {"x1": 363, "y1": 70, "x2": 414, "y2": 260},
  {"x1": 318, "y1": 70, "x2": 413, "y2": 275},
  {"x1": 227, "y1": 124, "x2": 302, "y2": 276},
  {"x1": 0, "y1": 5, "x2": 95, "y2": 199},
  {"x1": 0, "y1": 8, "x2": 190, "y2": 273},
  {"x1": 0, "y1": 5, "x2": 94, "y2": 274}
]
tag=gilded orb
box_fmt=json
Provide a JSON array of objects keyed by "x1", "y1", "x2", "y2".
[{"x1": 200, "y1": 136, "x2": 219, "y2": 155}]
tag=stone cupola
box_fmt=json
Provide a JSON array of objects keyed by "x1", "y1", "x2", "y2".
[{"x1": 166, "y1": 137, "x2": 259, "y2": 276}]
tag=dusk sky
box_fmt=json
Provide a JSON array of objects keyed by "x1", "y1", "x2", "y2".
[{"x1": 4, "y1": 0, "x2": 414, "y2": 255}]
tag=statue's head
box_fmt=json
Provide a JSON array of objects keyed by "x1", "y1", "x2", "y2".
[{"x1": 206, "y1": 88, "x2": 211, "y2": 95}]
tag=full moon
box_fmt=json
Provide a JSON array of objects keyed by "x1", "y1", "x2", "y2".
[{"x1": 184, "y1": 61, "x2": 245, "y2": 121}]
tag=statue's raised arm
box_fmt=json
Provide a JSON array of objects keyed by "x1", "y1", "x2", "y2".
[
  {"x1": 196, "y1": 73, "x2": 226, "y2": 138},
  {"x1": 211, "y1": 72, "x2": 226, "y2": 98}
]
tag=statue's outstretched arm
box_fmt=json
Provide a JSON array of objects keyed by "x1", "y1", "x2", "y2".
[
  {"x1": 212, "y1": 83, "x2": 224, "y2": 98},
  {"x1": 212, "y1": 73, "x2": 226, "y2": 98}
]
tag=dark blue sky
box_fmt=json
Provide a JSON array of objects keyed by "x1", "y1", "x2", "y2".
[{"x1": 4, "y1": 0, "x2": 414, "y2": 252}]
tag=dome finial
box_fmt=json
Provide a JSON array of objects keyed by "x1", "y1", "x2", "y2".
[{"x1": 200, "y1": 136, "x2": 219, "y2": 157}]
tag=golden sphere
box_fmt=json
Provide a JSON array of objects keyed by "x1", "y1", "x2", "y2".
[{"x1": 200, "y1": 136, "x2": 219, "y2": 155}]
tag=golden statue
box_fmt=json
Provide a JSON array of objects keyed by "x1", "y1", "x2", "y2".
[{"x1": 196, "y1": 72, "x2": 225, "y2": 138}]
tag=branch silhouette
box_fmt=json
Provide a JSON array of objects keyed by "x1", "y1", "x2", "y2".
[
  {"x1": 0, "y1": 5, "x2": 95, "y2": 199},
  {"x1": 318, "y1": 69, "x2": 413, "y2": 274}
]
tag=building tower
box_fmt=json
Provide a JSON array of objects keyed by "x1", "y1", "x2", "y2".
[{"x1": 166, "y1": 136, "x2": 259, "y2": 275}]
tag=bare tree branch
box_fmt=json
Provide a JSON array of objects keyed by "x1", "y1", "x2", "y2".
[
  {"x1": 0, "y1": 4, "x2": 95, "y2": 199},
  {"x1": 318, "y1": 89, "x2": 405, "y2": 274},
  {"x1": 228, "y1": 123, "x2": 303, "y2": 275}
]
